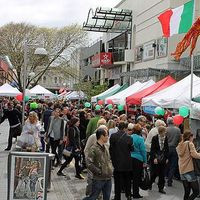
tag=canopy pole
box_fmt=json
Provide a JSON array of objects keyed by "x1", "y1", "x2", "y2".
[{"x1": 190, "y1": 54, "x2": 194, "y2": 103}]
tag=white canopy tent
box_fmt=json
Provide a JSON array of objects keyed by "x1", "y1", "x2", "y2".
[
  {"x1": 65, "y1": 91, "x2": 86, "y2": 100},
  {"x1": 29, "y1": 85, "x2": 54, "y2": 99},
  {"x1": 58, "y1": 91, "x2": 71, "y2": 98},
  {"x1": 91, "y1": 84, "x2": 120, "y2": 103},
  {"x1": 105, "y1": 80, "x2": 155, "y2": 105},
  {"x1": 142, "y1": 74, "x2": 200, "y2": 108},
  {"x1": 0, "y1": 83, "x2": 20, "y2": 97}
]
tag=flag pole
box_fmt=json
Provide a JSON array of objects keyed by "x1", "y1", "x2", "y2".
[
  {"x1": 190, "y1": 0, "x2": 196, "y2": 103},
  {"x1": 190, "y1": 54, "x2": 194, "y2": 102}
]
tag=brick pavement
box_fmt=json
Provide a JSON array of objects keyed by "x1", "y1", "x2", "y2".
[{"x1": 0, "y1": 120, "x2": 184, "y2": 200}]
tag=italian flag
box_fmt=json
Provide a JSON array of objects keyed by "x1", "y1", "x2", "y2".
[{"x1": 158, "y1": 0, "x2": 194, "y2": 37}]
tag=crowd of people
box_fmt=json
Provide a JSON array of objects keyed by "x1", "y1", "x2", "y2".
[{"x1": 1, "y1": 97, "x2": 200, "y2": 200}]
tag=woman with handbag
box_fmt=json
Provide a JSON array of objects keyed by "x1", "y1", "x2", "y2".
[
  {"x1": 149, "y1": 126, "x2": 169, "y2": 194},
  {"x1": 130, "y1": 123, "x2": 147, "y2": 199},
  {"x1": 57, "y1": 117, "x2": 84, "y2": 179},
  {"x1": 176, "y1": 130, "x2": 200, "y2": 200}
]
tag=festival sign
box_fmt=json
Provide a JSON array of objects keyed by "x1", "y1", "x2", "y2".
[{"x1": 92, "y1": 52, "x2": 112, "y2": 68}]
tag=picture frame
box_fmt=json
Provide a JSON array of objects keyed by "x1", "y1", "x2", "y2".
[
  {"x1": 157, "y1": 37, "x2": 168, "y2": 58},
  {"x1": 135, "y1": 45, "x2": 143, "y2": 63},
  {"x1": 7, "y1": 152, "x2": 49, "y2": 200},
  {"x1": 143, "y1": 40, "x2": 155, "y2": 61}
]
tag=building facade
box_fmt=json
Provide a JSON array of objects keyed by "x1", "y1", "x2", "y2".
[{"x1": 83, "y1": 0, "x2": 200, "y2": 86}]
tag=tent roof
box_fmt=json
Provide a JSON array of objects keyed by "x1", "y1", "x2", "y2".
[
  {"x1": 105, "y1": 80, "x2": 155, "y2": 105},
  {"x1": 91, "y1": 84, "x2": 120, "y2": 103},
  {"x1": 66, "y1": 91, "x2": 86, "y2": 100},
  {"x1": 126, "y1": 75, "x2": 177, "y2": 105},
  {"x1": 29, "y1": 85, "x2": 53, "y2": 97},
  {"x1": 0, "y1": 83, "x2": 20, "y2": 96},
  {"x1": 97, "y1": 83, "x2": 129, "y2": 101},
  {"x1": 142, "y1": 74, "x2": 200, "y2": 108}
]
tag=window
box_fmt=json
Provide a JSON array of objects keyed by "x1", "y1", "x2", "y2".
[
  {"x1": 54, "y1": 77, "x2": 58, "y2": 84},
  {"x1": 127, "y1": 63, "x2": 130, "y2": 72}
]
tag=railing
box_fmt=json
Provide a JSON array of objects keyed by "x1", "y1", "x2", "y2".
[{"x1": 112, "y1": 50, "x2": 125, "y2": 62}]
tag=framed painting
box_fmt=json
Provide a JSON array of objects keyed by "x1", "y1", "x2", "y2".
[
  {"x1": 135, "y1": 45, "x2": 143, "y2": 63},
  {"x1": 143, "y1": 40, "x2": 155, "y2": 61},
  {"x1": 157, "y1": 37, "x2": 168, "y2": 58},
  {"x1": 7, "y1": 152, "x2": 49, "y2": 200}
]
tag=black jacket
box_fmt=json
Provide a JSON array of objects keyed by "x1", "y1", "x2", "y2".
[
  {"x1": 0, "y1": 109, "x2": 22, "y2": 126},
  {"x1": 109, "y1": 130, "x2": 133, "y2": 171},
  {"x1": 42, "y1": 108, "x2": 53, "y2": 132},
  {"x1": 68, "y1": 126, "x2": 81, "y2": 150},
  {"x1": 150, "y1": 135, "x2": 169, "y2": 164},
  {"x1": 79, "y1": 112, "x2": 89, "y2": 140}
]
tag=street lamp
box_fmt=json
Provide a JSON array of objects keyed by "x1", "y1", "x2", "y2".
[{"x1": 22, "y1": 43, "x2": 48, "y2": 125}]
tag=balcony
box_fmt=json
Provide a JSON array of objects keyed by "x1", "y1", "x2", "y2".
[{"x1": 112, "y1": 49, "x2": 125, "y2": 63}]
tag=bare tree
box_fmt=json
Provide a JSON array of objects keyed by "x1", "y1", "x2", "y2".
[{"x1": 0, "y1": 22, "x2": 87, "y2": 91}]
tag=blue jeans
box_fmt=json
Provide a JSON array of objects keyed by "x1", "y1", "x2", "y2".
[
  {"x1": 166, "y1": 147, "x2": 178, "y2": 184},
  {"x1": 83, "y1": 179, "x2": 112, "y2": 200}
]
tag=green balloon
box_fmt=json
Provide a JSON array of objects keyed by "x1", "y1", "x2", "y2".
[
  {"x1": 30, "y1": 102, "x2": 38, "y2": 109},
  {"x1": 118, "y1": 104, "x2": 124, "y2": 111},
  {"x1": 24, "y1": 96, "x2": 30, "y2": 102},
  {"x1": 108, "y1": 104, "x2": 113, "y2": 110},
  {"x1": 95, "y1": 105, "x2": 101, "y2": 110},
  {"x1": 179, "y1": 106, "x2": 189, "y2": 118},
  {"x1": 84, "y1": 102, "x2": 91, "y2": 108},
  {"x1": 155, "y1": 107, "x2": 165, "y2": 116}
]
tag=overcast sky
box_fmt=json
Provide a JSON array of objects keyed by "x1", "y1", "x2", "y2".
[{"x1": 0, "y1": 0, "x2": 120, "y2": 27}]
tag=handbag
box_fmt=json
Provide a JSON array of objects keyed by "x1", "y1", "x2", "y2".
[
  {"x1": 188, "y1": 142, "x2": 200, "y2": 176},
  {"x1": 11, "y1": 124, "x2": 22, "y2": 137},
  {"x1": 63, "y1": 146, "x2": 73, "y2": 157},
  {"x1": 139, "y1": 168, "x2": 150, "y2": 190},
  {"x1": 63, "y1": 128, "x2": 76, "y2": 157}
]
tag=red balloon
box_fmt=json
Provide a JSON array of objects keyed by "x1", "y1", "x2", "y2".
[
  {"x1": 107, "y1": 99, "x2": 113, "y2": 105},
  {"x1": 98, "y1": 100, "x2": 104, "y2": 105},
  {"x1": 16, "y1": 94, "x2": 23, "y2": 102},
  {"x1": 173, "y1": 115, "x2": 184, "y2": 125}
]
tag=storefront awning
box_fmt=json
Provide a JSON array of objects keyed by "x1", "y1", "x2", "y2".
[{"x1": 83, "y1": 7, "x2": 132, "y2": 33}]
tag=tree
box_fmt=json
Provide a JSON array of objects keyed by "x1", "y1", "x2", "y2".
[
  {"x1": 0, "y1": 22, "x2": 87, "y2": 91},
  {"x1": 74, "y1": 81, "x2": 108, "y2": 100}
]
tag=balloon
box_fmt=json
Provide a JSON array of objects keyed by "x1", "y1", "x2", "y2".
[
  {"x1": 98, "y1": 100, "x2": 104, "y2": 105},
  {"x1": 16, "y1": 94, "x2": 23, "y2": 102},
  {"x1": 155, "y1": 107, "x2": 165, "y2": 116},
  {"x1": 107, "y1": 99, "x2": 113, "y2": 105},
  {"x1": 173, "y1": 115, "x2": 184, "y2": 125},
  {"x1": 179, "y1": 106, "x2": 189, "y2": 118},
  {"x1": 30, "y1": 102, "x2": 38, "y2": 109},
  {"x1": 84, "y1": 102, "x2": 91, "y2": 108},
  {"x1": 95, "y1": 105, "x2": 101, "y2": 111},
  {"x1": 24, "y1": 96, "x2": 30, "y2": 102},
  {"x1": 118, "y1": 104, "x2": 124, "y2": 111},
  {"x1": 108, "y1": 104, "x2": 113, "y2": 110}
]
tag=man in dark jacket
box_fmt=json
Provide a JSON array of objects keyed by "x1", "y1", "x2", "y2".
[
  {"x1": 109, "y1": 121, "x2": 133, "y2": 200},
  {"x1": 0, "y1": 102, "x2": 22, "y2": 151},
  {"x1": 42, "y1": 102, "x2": 53, "y2": 153},
  {"x1": 42, "y1": 102, "x2": 53, "y2": 133},
  {"x1": 166, "y1": 117, "x2": 181, "y2": 186},
  {"x1": 150, "y1": 126, "x2": 169, "y2": 194},
  {"x1": 83, "y1": 128, "x2": 112, "y2": 200}
]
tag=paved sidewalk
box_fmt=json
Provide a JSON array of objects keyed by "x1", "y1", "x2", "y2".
[
  {"x1": 0, "y1": 121, "x2": 62, "y2": 200},
  {"x1": 0, "y1": 120, "x2": 184, "y2": 200}
]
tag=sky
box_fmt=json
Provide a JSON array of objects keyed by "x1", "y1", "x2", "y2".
[{"x1": 0, "y1": 0, "x2": 120, "y2": 27}]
